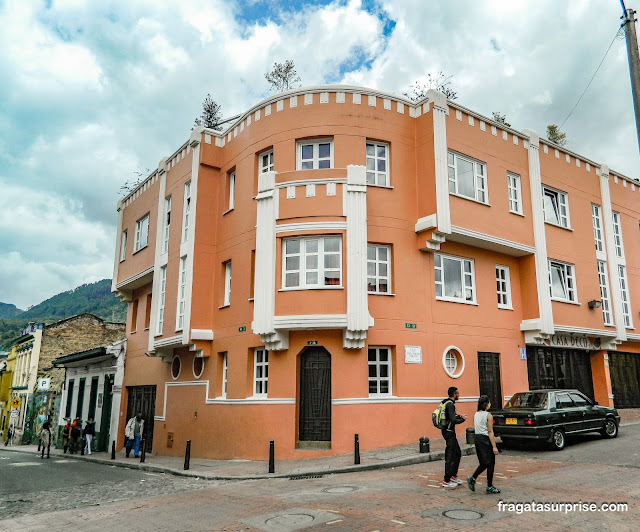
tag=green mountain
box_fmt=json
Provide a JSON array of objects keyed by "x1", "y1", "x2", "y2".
[{"x1": 0, "y1": 279, "x2": 126, "y2": 351}]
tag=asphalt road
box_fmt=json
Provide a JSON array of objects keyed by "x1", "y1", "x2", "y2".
[{"x1": 1, "y1": 424, "x2": 638, "y2": 531}]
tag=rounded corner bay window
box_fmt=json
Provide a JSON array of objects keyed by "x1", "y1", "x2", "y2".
[
  {"x1": 443, "y1": 347, "x2": 464, "y2": 378},
  {"x1": 171, "y1": 355, "x2": 181, "y2": 380},
  {"x1": 193, "y1": 355, "x2": 204, "y2": 379}
]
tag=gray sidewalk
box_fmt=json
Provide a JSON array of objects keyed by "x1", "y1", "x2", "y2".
[{"x1": 2, "y1": 434, "x2": 474, "y2": 480}]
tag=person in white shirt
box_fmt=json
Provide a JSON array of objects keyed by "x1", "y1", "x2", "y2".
[{"x1": 467, "y1": 395, "x2": 500, "y2": 494}]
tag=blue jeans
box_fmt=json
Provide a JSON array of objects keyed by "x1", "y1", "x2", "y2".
[{"x1": 126, "y1": 435, "x2": 141, "y2": 457}]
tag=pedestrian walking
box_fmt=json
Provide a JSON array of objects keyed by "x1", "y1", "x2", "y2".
[
  {"x1": 83, "y1": 418, "x2": 95, "y2": 455},
  {"x1": 124, "y1": 413, "x2": 144, "y2": 458},
  {"x1": 69, "y1": 417, "x2": 82, "y2": 454},
  {"x1": 39, "y1": 421, "x2": 53, "y2": 459},
  {"x1": 441, "y1": 386, "x2": 467, "y2": 489},
  {"x1": 61, "y1": 419, "x2": 71, "y2": 453},
  {"x1": 467, "y1": 395, "x2": 501, "y2": 494},
  {"x1": 4, "y1": 425, "x2": 13, "y2": 446}
]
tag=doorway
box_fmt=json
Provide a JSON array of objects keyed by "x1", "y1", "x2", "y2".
[
  {"x1": 477, "y1": 352, "x2": 503, "y2": 408},
  {"x1": 609, "y1": 352, "x2": 640, "y2": 408},
  {"x1": 526, "y1": 346, "x2": 595, "y2": 400},
  {"x1": 298, "y1": 347, "x2": 331, "y2": 444},
  {"x1": 125, "y1": 385, "x2": 156, "y2": 453}
]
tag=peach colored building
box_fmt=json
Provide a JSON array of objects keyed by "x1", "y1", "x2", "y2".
[{"x1": 112, "y1": 86, "x2": 640, "y2": 460}]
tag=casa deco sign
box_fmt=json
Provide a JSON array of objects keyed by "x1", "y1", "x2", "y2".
[{"x1": 538, "y1": 334, "x2": 601, "y2": 351}]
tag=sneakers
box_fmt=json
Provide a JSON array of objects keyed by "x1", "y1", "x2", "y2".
[
  {"x1": 467, "y1": 476, "x2": 476, "y2": 491},
  {"x1": 450, "y1": 476, "x2": 464, "y2": 485},
  {"x1": 441, "y1": 480, "x2": 458, "y2": 489},
  {"x1": 486, "y1": 486, "x2": 501, "y2": 494}
]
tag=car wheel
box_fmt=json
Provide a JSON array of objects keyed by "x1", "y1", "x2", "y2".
[
  {"x1": 550, "y1": 429, "x2": 565, "y2": 451},
  {"x1": 600, "y1": 418, "x2": 618, "y2": 439}
]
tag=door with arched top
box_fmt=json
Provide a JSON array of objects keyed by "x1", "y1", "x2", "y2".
[{"x1": 298, "y1": 347, "x2": 331, "y2": 442}]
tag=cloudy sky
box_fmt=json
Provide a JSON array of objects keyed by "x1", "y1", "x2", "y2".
[{"x1": 1, "y1": 0, "x2": 638, "y2": 310}]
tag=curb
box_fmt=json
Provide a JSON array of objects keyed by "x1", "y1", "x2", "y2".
[{"x1": 1, "y1": 444, "x2": 475, "y2": 481}]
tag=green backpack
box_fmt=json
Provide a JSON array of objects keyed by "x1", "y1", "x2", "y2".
[{"x1": 432, "y1": 399, "x2": 451, "y2": 429}]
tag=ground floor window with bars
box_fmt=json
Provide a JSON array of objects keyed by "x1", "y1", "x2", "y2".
[{"x1": 368, "y1": 347, "x2": 392, "y2": 396}]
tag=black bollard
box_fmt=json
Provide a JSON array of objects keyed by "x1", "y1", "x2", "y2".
[
  {"x1": 466, "y1": 427, "x2": 475, "y2": 445},
  {"x1": 140, "y1": 439, "x2": 146, "y2": 463},
  {"x1": 419, "y1": 436, "x2": 430, "y2": 453},
  {"x1": 184, "y1": 440, "x2": 191, "y2": 470},
  {"x1": 268, "y1": 440, "x2": 275, "y2": 474},
  {"x1": 354, "y1": 434, "x2": 360, "y2": 465},
  {"x1": 111, "y1": 441, "x2": 116, "y2": 460}
]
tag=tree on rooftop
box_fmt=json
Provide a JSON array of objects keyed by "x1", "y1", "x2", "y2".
[
  {"x1": 403, "y1": 71, "x2": 458, "y2": 102},
  {"x1": 193, "y1": 94, "x2": 223, "y2": 130},
  {"x1": 265, "y1": 60, "x2": 301, "y2": 92},
  {"x1": 546, "y1": 124, "x2": 568, "y2": 146},
  {"x1": 492, "y1": 111, "x2": 511, "y2": 128}
]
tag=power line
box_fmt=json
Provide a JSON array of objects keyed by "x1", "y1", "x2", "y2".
[{"x1": 559, "y1": 27, "x2": 624, "y2": 129}]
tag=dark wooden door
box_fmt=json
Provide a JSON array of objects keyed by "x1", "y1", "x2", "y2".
[
  {"x1": 477, "y1": 352, "x2": 502, "y2": 408},
  {"x1": 126, "y1": 385, "x2": 156, "y2": 452},
  {"x1": 526, "y1": 347, "x2": 595, "y2": 401},
  {"x1": 609, "y1": 352, "x2": 640, "y2": 408},
  {"x1": 299, "y1": 348, "x2": 331, "y2": 441},
  {"x1": 97, "y1": 374, "x2": 113, "y2": 452}
]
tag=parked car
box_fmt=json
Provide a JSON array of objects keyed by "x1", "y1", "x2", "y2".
[{"x1": 492, "y1": 389, "x2": 620, "y2": 451}]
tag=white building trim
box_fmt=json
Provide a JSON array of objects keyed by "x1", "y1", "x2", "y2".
[
  {"x1": 449, "y1": 226, "x2": 535, "y2": 256},
  {"x1": 275, "y1": 222, "x2": 347, "y2": 234},
  {"x1": 430, "y1": 89, "x2": 451, "y2": 236},
  {"x1": 332, "y1": 396, "x2": 480, "y2": 405}
]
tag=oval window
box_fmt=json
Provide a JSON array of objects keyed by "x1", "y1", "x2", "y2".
[
  {"x1": 193, "y1": 356, "x2": 204, "y2": 379},
  {"x1": 171, "y1": 355, "x2": 181, "y2": 380},
  {"x1": 442, "y1": 347, "x2": 465, "y2": 378}
]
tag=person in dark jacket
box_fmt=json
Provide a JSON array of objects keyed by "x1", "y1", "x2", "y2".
[
  {"x1": 61, "y1": 419, "x2": 71, "y2": 453},
  {"x1": 69, "y1": 417, "x2": 82, "y2": 454},
  {"x1": 40, "y1": 421, "x2": 53, "y2": 459},
  {"x1": 441, "y1": 386, "x2": 467, "y2": 488},
  {"x1": 83, "y1": 418, "x2": 96, "y2": 455}
]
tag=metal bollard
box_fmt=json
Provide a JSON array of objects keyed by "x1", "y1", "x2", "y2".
[
  {"x1": 419, "y1": 436, "x2": 430, "y2": 453},
  {"x1": 354, "y1": 434, "x2": 360, "y2": 465},
  {"x1": 111, "y1": 441, "x2": 116, "y2": 460},
  {"x1": 184, "y1": 440, "x2": 191, "y2": 470},
  {"x1": 466, "y1": 427, "x2": 475, "y2": 445},
  {"x1": 268, "y1": 440, "x2": 275, "y2": 474},
  {"x1": 140, "y1": 439, "x2": 146, "y2": 463}
]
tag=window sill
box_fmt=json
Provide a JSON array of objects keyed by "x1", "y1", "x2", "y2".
[
  {"x1": 367, "y1": 184, "x2": 394, "y2": 189},
  {"x1": 222, "y1": 208, "x2": 234, "y2": 216},
  {"x1": 130, "y1": 331, "x2": 137, "y2": 334},
  {"x1": 132, "y1": 245, "x2": 148, "y2": 255},
  {"x1": 509, "y1": 210, "x2": 525, "y2": 217},
  {"x1": 544, "y1": 221, "x2": 573, "y2": 231},
  {"x1": 497, "y1": 305, "x2": 514, "y2": 310},
  {"x1": 144, "y1": 327, "x2": 149, "y2": 331},
  {"x1": 218, "y1": 304, "x2": 230, "y2": 309},
  {"x1": 119, "y1": 259, "x2": 125, "y2": 263},
  {"x1": 435, "y1": 297, "x2": 478, "y2": 306},
  {"x1": 369, "y1": 292, "x2": 395, "y2": 296},
  {"x1": 248, "y1": 298, "x2": 254, "y2": 302},
  {"x1": 279, "y1": 286, "x2": 344, "y2": 292},
  {"x1": 175, "y1": 328, "x2": 183, "y2": 333},
  {"x1": 449, "y1": 193, "x2": 491, "y2": 207},
  {"x1": 550, "y1": 298, "x2": 581, "y2": 306},
  {"x1": 367, "y1": 394, "x2": 396, "y2": 399}
]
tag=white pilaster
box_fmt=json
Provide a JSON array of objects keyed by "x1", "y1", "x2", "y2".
[
  {"x1": 344, "y1": 165, "x2": 371, "y2": 349},
  {"x1": 522, "y1": 129, "x2": 554, "y2": 335},
  {"x1": 111, "y1": 199, "x2": 124, "y2": 294},
  {"x1": 598, "y1": 165, "x2": 627, "y2": 342},
  {"x1": 429, "y1": 89, "x2": 451, "y2": 236}
]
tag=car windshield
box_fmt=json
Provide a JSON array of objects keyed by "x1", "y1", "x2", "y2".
[{"x1": 505, "y1": 392, "x2": 548, "y2": 409}]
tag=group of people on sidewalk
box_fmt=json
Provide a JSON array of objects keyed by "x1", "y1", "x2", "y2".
[
  {"x1": 60, "y1": 417, "x2": 95, "y2": 455},
  {"x1": 440, "y1": 386, "x2": 501, "y2": 494}
]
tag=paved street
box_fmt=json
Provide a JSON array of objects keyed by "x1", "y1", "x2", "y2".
[{"x1": 1, "y1": 423, "x2": 638, "y2": 531}]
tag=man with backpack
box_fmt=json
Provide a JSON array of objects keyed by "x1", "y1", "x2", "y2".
[{"x1": 438, "y1": 387, "x2": 467, "y2": 488}]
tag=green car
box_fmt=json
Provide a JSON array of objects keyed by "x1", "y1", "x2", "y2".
[{"x1": 492, "y1": 389, "x2": 620, "y2": 451}]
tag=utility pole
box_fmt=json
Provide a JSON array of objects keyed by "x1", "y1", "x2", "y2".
[{"x1": 621, "y1": 1, "x2": 640, "y2": 155}]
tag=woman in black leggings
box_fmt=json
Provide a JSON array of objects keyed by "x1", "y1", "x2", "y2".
[{"x1": 467, "y1": 395, "x2": 500, "y2": 494}]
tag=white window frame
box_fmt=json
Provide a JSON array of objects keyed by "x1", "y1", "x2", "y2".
[
  {"x1": 368, "y1": 347, "x2": 392, "y2": 396},
  {"x1": 367, "y1": 244, "x2": 391, "y2": 294},
  {"x1": 176, "y1": 256, "x2": 187, "y2": 330},
  {"x1": 447, "y1": 151, "x2": 488, "y2": 204},
  {"x1": 228, "y1": 171, "x2": 235, "y2": 211},
  {"x1": 119, "y1": 230, "x2": 127, "y2": 262},
  {"x1": 366, "y1": 141, "x2": 389, "y2": 186},
  {"x1": 548, "y1": 259, "x2": 577, "y2": 303},
  {"x1": 192, "y1": 355, "x2": 204, "y2": 379},
  {"x1": 259, "y1": 149, "x2": 274, "y2": 173},
  {"x1": 507, "y1": 172, "x2": 522, "y2": 215},
  {"x1": 612, "y1": 211, "x2": 624, "y2": 258},
  {"x1": 182, "y1": 181, "x2": 191, "y2": 242},
  {"x1": 597, "y1": 261, "x2": 613, "y2": 326},
  {"x1": 222, "y1": 353, "x2": 228, "y2": 398},
  {"x1": 133, "y1": 214, "x2": 149, "y2": 253},
  {"x1": 591, "y1": 204, "x2": 604, "y2": 253},
  {"x1": 282, "y1": 236, "x2": 342, "y2": 289},
  {"x1": 253, "y1": 348, "x2": 268, "y2": 396},
  {"x1": 618, "y1": 265, "x2": 633, "y2": 328},
  {"x1": 163, "y1": 196, "x2": 171, "y2": 254},
  {"x1": 495, "y1": 265, "x2": 512, "y2": 309},
  {"x1": 442, "y1": 346, "x2": 465, "y2": 378},
  {"x1": 297, "y1": 138, "x2": 334, "y2": 170},
  {"x1": 434, "y1": 253, "x2": 476, "y2": 304},
  {"x1": 542, "y1": 186, "x2": 570, "y2": 228},
  {"x1": 223, "y1": 261, "x2": 232, "y2": 307},
  {"x1": 156, "y1": 265, "x2": 167, "y2": 335}
]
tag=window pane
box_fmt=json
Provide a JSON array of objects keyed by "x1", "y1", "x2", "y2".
[
  {"x1": 367, "y1": 159, "x2": 375, "y2": 171},
  {"x1": 378, "y1": 247, "x2": 387, "y2": 260},
  {"x1": 318, "y1": 143, "x2": 330, "y2": 158},
  {"x1": 434, "y1": 254, "x2": 441, "y2": 267},
  {"x1": 369, "y1": 382, "x2": 378, "y2": 393},
  {"x1": 367, "y1": 246, "x2": 376, "y2": 260},
  {"x1": 368, "y1": 349, "x2": 376, "y2": 361},
  {"x1": 380, "y1": 382, "x2": 389, "y2": 394},
  {"x1": 379, "y1": 349, "x2": 388, "y2": 361},
  {"x1": 285, "y1": 273, "x2": 299, "y2": 287},
  {"x1": 377, "y1": 159, "x2": 386, "y2": 172},
  {"x1": 286, "y1": 239, "x2": 300, "y2": 254},
  {"x1": 286, "y1": 257, "x2": 299, "y2": 271},
  {"x1": 367, "y1": 263, "x2": 376, "y2": 276},
  {"x1": 302, "y1": 161, "x2": 313, "y2": 170},
  {"x1": 367, "y1": 172, "x2": 375, "y2": 184},
  {"x1": 447, "y1": 152, "x2": 454, "y2": 165},
  {"x1": 379, "y1": 281, "x2": 388, "y2": 293},
  {"x1": 318, "y1": 159, "x2": 330, "y2": 169},
  {"x1": 306, "y1": 272, "x2": 318, "y2": 284},
  {"x1": 380, "y1": 365, "x2": 388, "y2": 378},
  {"x1": 325, "y1": 254, "x2": 340, "y2": 269},
  {"x1": 301, "y1": 145, "x2": 313, "y2": 159},
  {"x1": 306, "y1": 239, "x2": 318, "y2": 253},
  {"x1": 550, "y1": 265, "x2": 566, "y2": 298},
  {"x1": 379, "y1": 263, "x2": 387, "y2": 277},
  {"x1": 306, "y1": 255, "x2": 318, "y2": 269},
  {"x1": 457, "y1": 158, "x2": 475, "y2": 198},
  {"x1": 324, "y1": 271, "x2": 340, "y2": 285},
  {"x1": 368, "y1": 365, "x2": 377, "y2": 377},
  {"x1": 366, "y1": 144, "x2": 375, "y2": 156},
  {"x1": 368, "y1": 279, "x2": 376, "y2": 291},
  {"x1": 443, "y1": 258, "x2": 462, "y2": 298},
  {"x1": 324, "y1": 237, "x2": 340, "y2": 252}
]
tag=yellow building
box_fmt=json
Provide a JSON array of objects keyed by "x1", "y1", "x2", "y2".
[{"x1": 0, "y1": 346, "x2": 16, "y2": 439}]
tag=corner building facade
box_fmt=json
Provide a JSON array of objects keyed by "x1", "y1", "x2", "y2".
[{"x1": 113, "y1": 86, "x2": 640, "y2": 460}]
